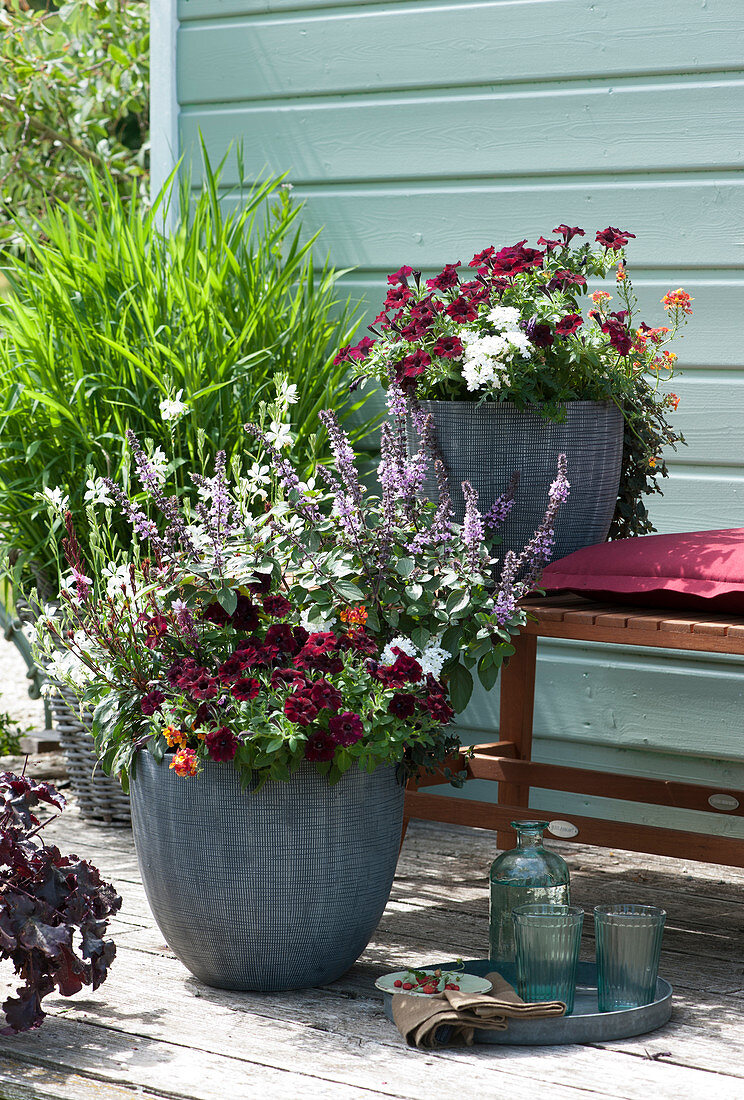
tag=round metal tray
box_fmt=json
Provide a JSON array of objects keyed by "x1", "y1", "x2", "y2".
[{"x1": 381, "y1": 959, "x2": 672, "y2": 1046}]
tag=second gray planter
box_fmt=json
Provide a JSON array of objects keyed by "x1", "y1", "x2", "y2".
[{"x1": 409, "y1": 399, "x2": 624, "y2": 562}]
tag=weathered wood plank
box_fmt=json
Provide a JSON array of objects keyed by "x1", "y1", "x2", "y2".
[
  {"x1": 178, "y1": 0, "x2": 744, "y2": 101},
  {"x1": 0, "y1": 1056, "x2": 162, "y2": 1100},
  {"x1": 181, "y1": 79, "x2": 744, "y2": 186}
]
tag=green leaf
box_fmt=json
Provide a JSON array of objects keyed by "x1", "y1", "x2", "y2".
[
  {"x1": 477, "y1": 655, "x2": 500, "y2": 693},
  {"x1": 334, "y1": 578, "x2": 364, "y2": 601},
  {"x1": 447, "y1": 662, "x2": 473, "y2": 713},
  {"x1": 395, "y1": 557, "x2": 415, "y2": 578},
  {"x1": 446, "y1": 590, "x2": 470, "y2": 616},
  {"x1": 216, "y1": 586, "x2": 238, "y2": 616}
]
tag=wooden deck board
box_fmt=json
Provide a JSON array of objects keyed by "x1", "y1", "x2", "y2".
[{"x1": 0, "y1": 811, "x2": 742, "y2": 1099}]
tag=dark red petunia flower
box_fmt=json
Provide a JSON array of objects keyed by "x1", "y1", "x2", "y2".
[
  {"x1": 491, "y1": 241, "x2": 544, "y2": 278},
  {"x1": 141, "y1": 689, "x2": 165, "y2": 716},
  {"x1": 217, "y1": 654, "x2": 249, "y2": 684},
  {"x1": 265, "y1": 622, "x2": 298, "y2": 654},
  {"x1": 309, "y1": 679, "x2": 343, "y2": 712},
  {"x1": 524, "y1": 318, "x2": 554, "y2": 348},
  {"x1": 537, "y1": 236, "x2": 561, "y2": 251},
  {"x1": 247, "y1": 572, "x2": 272, "y2": 595},
  {"x1": 339, "y1": 628, "x2": 378, "y2": 656},
  {"x1": 384, "y1": 285, "x2": 413, "y2": 310},
  {"x1": 231, "y1": 595, "x2": 260, "y2": 632},
  {"x1": 167, "y1": 657, "x2": 198, "y2": 687},
  {"x1": 304, "y1": 731, "x2": 337, "y2": 762},
  {"x1": 426, "y1": 262, "x2": 461, "y2": 291},
  {"x1": 458, "y1": 279, "x2": 490, "y2": 304},
  {"x1": 445, "y1": 296, "x2": 479, "y2": 324},
  {"x1": 388, "y1": 692, "x2": 417, "y2": 719},
  {"x1": 395, "y1": 349, "x2": 431, "y2": 384},
  {"x1": 553, "y1": 224, "x2": 586, "y2": 245},
  {"x1": 547, "y1": 270, "x2": 586, "y2": 291},
  {"x1": 193, "y1": 702, "x2": 214, "y2": 728},
  {"x1": 270, "y1": 667, "x2": 308, "y2": 690},
  {"x1": 201, "y1": 601, "x2": 231, "y2": 626},
  {"x1": 206, "y1": 726, "x2": 238, "y2": 763},
  {"x1": 423, "y1": 693, "x2": 455, "y2": 723},
  {"x1": 263, "y1": 594, "x2": 292, "y2": 619},
  {"x1": 232, "y1": 677, "x2": 261, "y2": 701},
  {"x1": 328, "y1": 711, "x2": 364, "y2": 747},
  {"x1": 469, "y1": 246, "x2": 495, "y2": 268},
  {"x1": 190, "y1": 674, "x2": 220, "y2": 701},
  {"x1": 432, "y1": 335, "x2": 464, "y2": 360},
  {"x1": 555, "y1": 313, "x2": 584, "y2": 336},
  {"x1": 387, "y1": 265, "x2": 414, "y2": 286},
  {"x1": 284, "y1": 692, "x2": 319, "y2": 727},
  {"x1": 595, "y1": 226, "x2": 636, "y2": 250}
]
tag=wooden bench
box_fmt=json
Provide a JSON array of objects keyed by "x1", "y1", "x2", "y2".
[{"x1": 404, "y1": 595, "x2": 744, "y2": 867}]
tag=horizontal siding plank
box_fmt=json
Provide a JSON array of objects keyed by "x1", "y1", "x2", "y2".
[
  {"x1": 457, "y1": 642, "x2": 744, "y2": 759},
  {"x1": 180, "y1": 79, "x2": 744, "y2": 182},
  {"x1": 646, "y1": 467, "x2": 744, "y2": 533},
  {"x1": 178, "y1": 0, "x2": 744, "y2": 102},
  {"x1": 179, "y1": 0, "x2": 393, "y2": 21},
  {"x1": 215, "y1": 179, "x2": 744, "y2": 270},
  {"x1": 666, "y1": 374, "x2": 744, "y2": 467},
  {"x1": 339, "y1": 276, "x2": 744, "y2": 367}
]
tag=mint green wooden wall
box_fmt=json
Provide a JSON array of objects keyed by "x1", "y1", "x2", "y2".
[{"x1": 171, "y1": 0, "x2": 744, "y2": 838}]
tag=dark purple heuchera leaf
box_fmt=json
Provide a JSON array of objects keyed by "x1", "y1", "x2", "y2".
[{"x1": 0, "y1": 772, "x2": 122, "y2": 1033}]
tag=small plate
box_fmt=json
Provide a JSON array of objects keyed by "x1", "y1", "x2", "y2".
[{"x1": 375, "y1": 969, "x2": 492, "y2": 998}]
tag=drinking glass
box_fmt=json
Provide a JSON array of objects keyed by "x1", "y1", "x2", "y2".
[
  {"x1": 594, "y1": 904, "x2": 666, "y2": 1012},
  {"x1": 513, "y1": 903, "x2": 584, "y2": 1014}
]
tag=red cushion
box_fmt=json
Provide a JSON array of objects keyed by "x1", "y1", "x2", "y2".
[{"x1": 542, "y1": 528, "x2": 744, "y2": 613}]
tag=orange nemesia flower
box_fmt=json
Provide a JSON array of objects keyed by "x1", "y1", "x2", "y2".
[
  {"x1": 170, "y1": 747, "x2": 198, "y2": 778},
  {"x1": 662, "y1": 288, "x2": 693, "y2": 315},
  {"x1": 668, "y1": 393, "x2": 680, "y2": 410},
  {"x1": 591, "y1": 291, "x2": 611, "y2": 304},
  {"x1": 339, "y1": 606, "x2": 368, "y2": 626},
  {"x1": 616, "y1": 262, "x2": 626, "y2": 281},
  {"x1": 163, "y1": 725, "x2": 185, "y2": 748},
  {"x1": 649, "y1": 456, "x2": 658, "y2": 468}
]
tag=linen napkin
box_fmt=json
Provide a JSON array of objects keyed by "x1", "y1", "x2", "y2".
[{"x1": 391, "y1": 971, "x2": 566, "y2": 1049}]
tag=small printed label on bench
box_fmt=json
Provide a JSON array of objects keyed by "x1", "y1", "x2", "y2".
[
  {"x1": 548, "y1": 820, "x2": 579, "y2": 838},
  {"x1": 708, "y1": 793, "x2": 739, "y2": 812}
]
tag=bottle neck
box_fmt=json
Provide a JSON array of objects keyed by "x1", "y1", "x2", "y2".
[{"x1": 514, "y1": 828, "x2": 545, "y2": 850}]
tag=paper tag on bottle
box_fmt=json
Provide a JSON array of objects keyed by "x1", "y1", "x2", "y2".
[
  {"x1": 547, "y1": 820, "x2": 579, "y2": 839},
  {"x1": 708, "y1": 793, "x2": 739, "y2": 811}
]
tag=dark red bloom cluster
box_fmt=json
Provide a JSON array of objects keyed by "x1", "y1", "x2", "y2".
[
  {"x1": 395, "y1": 349, "x2": 431, "y2": 386},
  {"x1": 294, "y1": 632, "x2": 344, "y2": 674},
  {"x1": 547, "y1": 270, "x2": 586, "y2": 291},
  {"x1": 426, "y1": 262, "x2": 461, "y2": 292},
  {"x1": 141, "y1": 689, "x2": 165, "y2": 715},
  {"x1": 591, "y1": 310, "x2": 633, "y2": 355},
  {"x1": 375, "y1": 650, "x2": 423, "y2": 687},
  {"x1": 490, "y1": 240, "x2": 544, "y2": 278},
  {"x1": 205, "y1": 726, "x2": 238, "y2": 762},
  {"x1": 555, "y1": 313, "x2": 584, "y2": 336},
  {"x1": 595, "y1": 226, "x2": 636, "y2": 250},
  {"x1": 333, "y1": 336, "x2": 376, "y2": 366},
  {"x1": 524, "y1": 318, "x2": 554, "y2": 349},
  {"x1": 553, "y1": 224, "x2": 586, "y2": 245}
]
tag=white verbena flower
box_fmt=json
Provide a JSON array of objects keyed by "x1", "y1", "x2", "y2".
[
  {"x1": 42, "y1": 486, "x2": 69, "y2": 511},
  {"x1": 84, "y1": 477, "x2": 114, "y2": 507},
  {"x1": 488, "y1": 305, "x2": 521, "y2": 328},
  {"x1": 300, "y1": 607, "x2": 337, "y2": 633},
  {"x1": 380, "y1": 635, "x2": 418, "y2": 666},
  {"x1": 419, "y1": 642, "x2": 449, "y2": 679},
  {"x1": 159, "y1": 389, "x2": 190, "y2": 423}
]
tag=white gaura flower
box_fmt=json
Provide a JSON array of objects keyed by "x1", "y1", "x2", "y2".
[
  {"x1": 41, "y1": 486, "x2": 69, "y2": 511},
  {"x1": 276, "y1": 379, "x2": 299, "y2": 406},
  {"x1": 241, "y1": 463, "x2": 272, "y2": 501},
  {"x1": 488, "y1": 305, "x2": 521, "y2": 328},
  {"x1": 148, "y1": 447, "x2": 169, "y2": 484},
  {"x1": 265, "y1": 420, "x2": 294, "y2": 450},
  {"x1": 84, "y1": 477, "x2": 114, "y2": 507},
  {"x1": 159, "y1": 389, "x2": 190, "y2": 423},
  {"x1": 102, "y1": 561, "x2": 134, "y2": 599}
]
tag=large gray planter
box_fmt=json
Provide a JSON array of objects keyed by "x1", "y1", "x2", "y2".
[
  {"x1": 130, "y1": 753, "x2": 404, "y2": 991},
  {"x1": 410, "y1": 399, "x2": 624, "y2": 562}
]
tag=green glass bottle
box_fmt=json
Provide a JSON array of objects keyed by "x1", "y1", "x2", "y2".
[{"x1": 489, "y1": 820, "x2": 571, "y2": 966}]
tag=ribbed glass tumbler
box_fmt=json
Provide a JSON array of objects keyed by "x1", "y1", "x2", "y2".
[
  {"x1": 513, "y1": 904, "x2": 584, "y2": 1014},
  {"x1": 594, "y1": 904, "x2": 666, "y2": 1012}
]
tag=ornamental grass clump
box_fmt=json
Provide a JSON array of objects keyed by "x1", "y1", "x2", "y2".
[
  {"x1": 34, "y1": 394, "x2": 569, "y2": 789},
  {"x1": 339, "y1": 224, "x2": 693, "y2": 537},
  {"x1": 0, "y1": 154, "x2": 371, "y2": 590}
]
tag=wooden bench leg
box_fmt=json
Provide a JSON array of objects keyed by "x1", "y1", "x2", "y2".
[{"x1": 497, "y1": 632, "x2": 538, "y2": 849}]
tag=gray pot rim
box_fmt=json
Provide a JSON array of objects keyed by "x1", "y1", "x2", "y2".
[{"x1": 417, "y1": 398, "x2": 620, "y2": 412}]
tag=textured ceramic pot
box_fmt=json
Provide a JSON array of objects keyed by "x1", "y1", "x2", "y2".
[
  {"x1": 408, "y1": 399, "x2": 624, "y2": 562},
  {"x1": 130, "y1": 753, "x2": 404, "y2": 991}
]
